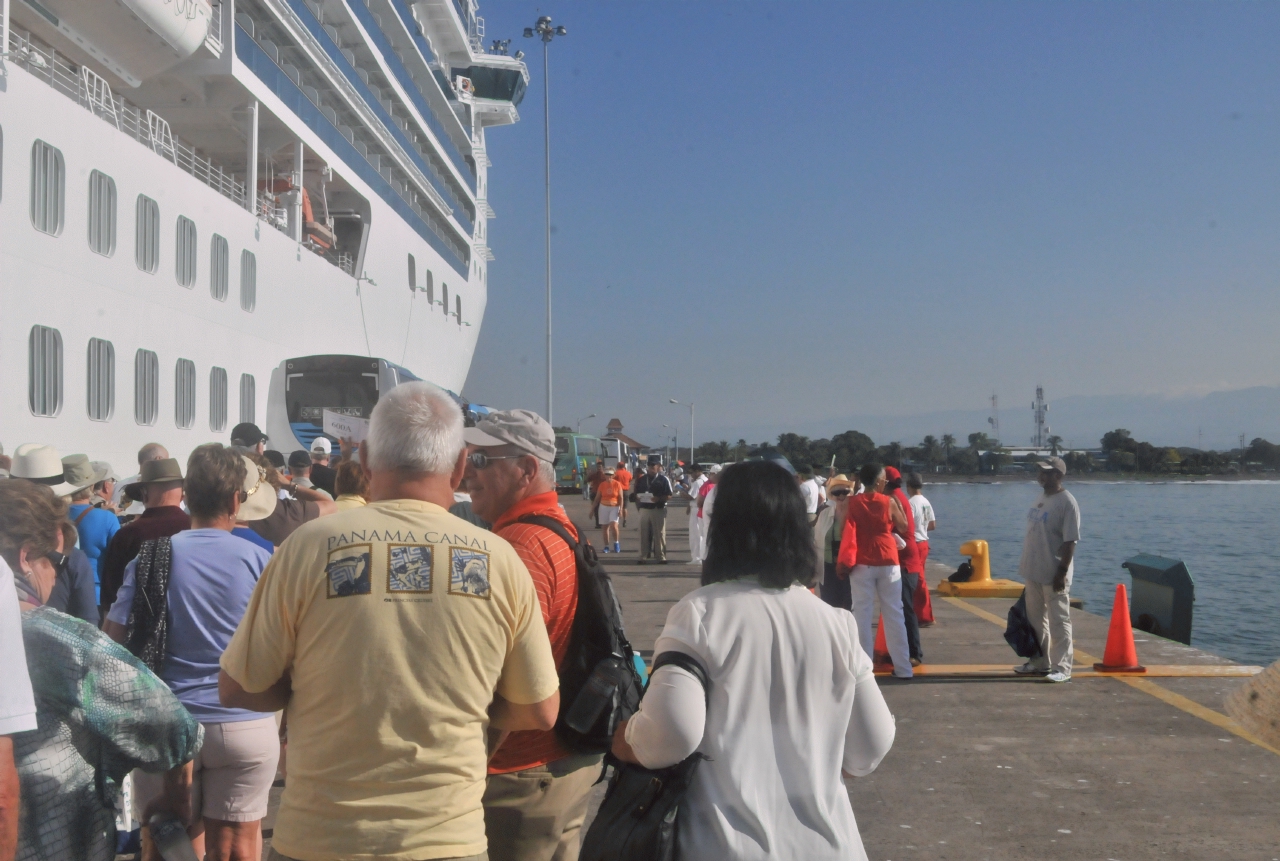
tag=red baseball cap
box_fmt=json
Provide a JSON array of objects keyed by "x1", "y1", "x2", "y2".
[{"x1": 883, "y1": 466, "x2": 902, "y2": 481}]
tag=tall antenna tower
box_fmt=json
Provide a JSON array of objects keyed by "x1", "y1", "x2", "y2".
[
  {"x1": 987, "y1": 393, "x2": 1000, "y2": 444},
  {"x1": 1031, "y1": 386, "x2": 1050, "y2": 448}
]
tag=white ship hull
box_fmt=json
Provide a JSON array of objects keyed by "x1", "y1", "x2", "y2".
[{"x1": 0, "y1": 0, "x2": 525, "y2": 469}]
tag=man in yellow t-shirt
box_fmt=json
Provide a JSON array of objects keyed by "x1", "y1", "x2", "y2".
[{"x1": 219, "y1": 382, "x2": 560, "y2": 861}]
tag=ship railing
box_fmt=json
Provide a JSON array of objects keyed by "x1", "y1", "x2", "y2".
[
  {"x1": 205, "y1": 0, "x2": 224, "y2": 56},
  {"x1": 6, "y1": 23, "x2": 247, "y2": 209}
]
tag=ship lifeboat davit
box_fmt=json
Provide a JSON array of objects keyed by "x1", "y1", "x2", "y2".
[{"x1": 15, "y1": 0, "x2": 212, "y2": 86}]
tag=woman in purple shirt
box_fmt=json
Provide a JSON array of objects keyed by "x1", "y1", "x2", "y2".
[{"x1": 106, "y1": 445, "x2": 279, "y2": 861}]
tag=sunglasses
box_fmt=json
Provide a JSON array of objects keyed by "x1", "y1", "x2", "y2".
[
  {"x1": 830, "y1": 490, "x2": 851, "y2": 498},
  {"x1": 468, "y1": 452, "x2": 528, "y2": 470},
  {"x1": 45, "y1": 550, "x2": 70, "y2": 577}
]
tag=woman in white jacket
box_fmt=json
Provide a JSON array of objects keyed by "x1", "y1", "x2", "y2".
[
  {"x1": 612, "y1": 460, "x2": 895, "y2": 861},
  {"x1": 813, "y1": 473, "x2": 856, "y2": 608}
]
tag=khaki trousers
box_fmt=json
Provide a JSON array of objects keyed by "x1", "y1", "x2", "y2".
[
  {"x1": 1024, "y1": 577, "x2": 1074, "y2": 675},
  {"x1": 483, "y1": 758, "x2": 601, "y2": 861},
  {"x1": 639, "y1": 506, "x2": 667, "y2": 561}
]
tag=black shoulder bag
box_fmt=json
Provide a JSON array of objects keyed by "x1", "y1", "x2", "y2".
[{"x1": 580, "y1": 650, "x2": 709, "y2": 861}]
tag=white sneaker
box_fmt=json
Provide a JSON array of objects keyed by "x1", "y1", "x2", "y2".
[
  {"x1": 1044, "y1": 671, "x2": 1071, "y2": 683},
  {"x1": 1013, "y1": 662, "x2": 1050, "y2": 676}
]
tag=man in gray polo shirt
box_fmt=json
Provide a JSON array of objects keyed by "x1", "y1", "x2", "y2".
[{"x1": 1013, "y1": 456, "x2": 1081, "y2": 683}]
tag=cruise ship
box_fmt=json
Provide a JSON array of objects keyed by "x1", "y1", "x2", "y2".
[{"x1": 0, "y1": 0, "x2": 527, "y2": 468}]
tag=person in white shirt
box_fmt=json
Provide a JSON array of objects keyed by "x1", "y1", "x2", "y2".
[
  {"x1": 684, "y1": 464, "x2": 708, "y2": 564},
  {"x1": 797, "y1": 466, "x2": 823, "y2": 523},
  {"x1": 1014, "y1": 457, "x2": 1081, "y2": 683},
  {"x1": 611, "y1": 460, "x2": 895, "y2": 861},
  {"x1": 0, "y1": 556, "x2": 37, "y2": 861},
  {"x1": 905, "y1": 473, "x2": 937, "y2": 626}
]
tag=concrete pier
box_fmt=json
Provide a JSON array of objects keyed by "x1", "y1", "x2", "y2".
[
  {"x1": 249, "y1": 494, "x2": 1280, "y2": 860},
  {"x1": 578, "y1": 495, "x2": 1280, "y2": 860}
]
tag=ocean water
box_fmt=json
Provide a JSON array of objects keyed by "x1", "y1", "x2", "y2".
[{"x1": 922, "y1": 481, "x2": 1280, "y2": 667}]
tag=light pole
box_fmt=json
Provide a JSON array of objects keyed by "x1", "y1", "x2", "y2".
[
  {"x1": 669, "y1": 398, "x2": 694, "y2": 463},
  {"x1": 524, "y1": 16, "x2": 566, "y2": 425},
  {"x1": 663, "y1": 423, "x2": 679, "y2": 468},
  {"x1": 576, "y1": 412, "x2": 595, "y2": 434}
]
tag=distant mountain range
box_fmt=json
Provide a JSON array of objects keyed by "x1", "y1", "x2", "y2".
[{"x1": 769, "y1": 386, "x2": 1280, "y2": 452}]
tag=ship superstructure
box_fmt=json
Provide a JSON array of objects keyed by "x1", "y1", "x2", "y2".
[{"x1": 0, "y1": 0, "x2": 526, "y2": 467}]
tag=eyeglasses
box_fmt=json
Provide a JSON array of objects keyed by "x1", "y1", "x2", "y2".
[
  {"x1": 468, "y1": 452, "x2": 527, "y2": 470},
  {"x1": 830, "y1": 490, "x2": 851, "y2": 498},
  {"x1": 45, "y1": 551, "x2": 69, "y2": 577}
]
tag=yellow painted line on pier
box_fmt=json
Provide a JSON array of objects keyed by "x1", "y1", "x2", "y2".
[
  {"x1": 873, "y1": 664, "x2": 1262, "y2": 678},
  {"x1": 1114, "y1": 677, "x2": 1280, "y2": 756},
  {"x1": 938, "y1": 595, "x2": 1280, "y2": 757},
  {"x1": 939, "y1": 595, "x2": 1009, "y2": 626}
]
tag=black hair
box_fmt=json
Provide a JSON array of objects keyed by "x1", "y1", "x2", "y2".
[
  {"x1": 702, "y1": 460, "x2": 817, "y2": 589},
  {"x1": 858, "y1": 462, "x2": 884, "y2": 489},
  {"x1": 885, "y1": 474, "x2": 902, "y2": 491}
]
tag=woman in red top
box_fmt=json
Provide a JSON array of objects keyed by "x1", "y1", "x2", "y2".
[{"x1": 836, "y1": 463, "x2": 914, "y2": 678}]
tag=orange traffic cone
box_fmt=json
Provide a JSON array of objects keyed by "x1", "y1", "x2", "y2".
[
  {"x1": 1093, "y1": 584, "x2": 1146, "y2": 673},
  {"x1": 873, "y1": 614, "x2": 893, "y2": 671}
]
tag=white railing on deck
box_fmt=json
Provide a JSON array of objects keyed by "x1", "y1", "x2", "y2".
[
  {"x1": 7, "y1": 23, "x2": 246, "y2": 208},
  {"x1": 205, "y1": 0, "x2": 224, "y2": 56}
]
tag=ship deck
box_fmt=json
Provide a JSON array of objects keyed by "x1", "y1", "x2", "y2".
[{"x1": 238, "y1": 494, "x2": 1280, "y2": 860}]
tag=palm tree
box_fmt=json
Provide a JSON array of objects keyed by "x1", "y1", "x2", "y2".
[
  {"x1": 941, "y1": 434, "x2": 956, "y2": 471},
  {"x1": 1047, "y1": 435, "x2": 1063, "y2": 456},
  {"x1": 920, "y1": 435, "x2": 940, "y2": 469}
]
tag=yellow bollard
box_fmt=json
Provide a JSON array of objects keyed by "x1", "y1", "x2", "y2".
[
  {"x1": 937, "y1": 538, "x2": 1024, "y2": 598},
  {"x1": 957, "y1": 540, "x2": 992, "y2": 582}
]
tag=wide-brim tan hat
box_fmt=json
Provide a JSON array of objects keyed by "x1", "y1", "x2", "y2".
[
  {"x1": 122, "y1": 457, "x2": 184, "y2": 499},
  {"x1": 239, "y1": 456, "x2": 278, "y2": 521},
  {"x1": 1225, "y1": 659, "x2": 1280, "y2": 751},
  {"x1": 10, "y1": 444, "x2": 80, "y2": 495},
  {"x1": 61, "y1": 454, "x2": 110, "y2": 494}
]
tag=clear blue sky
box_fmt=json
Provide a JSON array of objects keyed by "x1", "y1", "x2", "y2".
[{"x1": 463, "y1": 1, "x2": 1280, "y2": 450}]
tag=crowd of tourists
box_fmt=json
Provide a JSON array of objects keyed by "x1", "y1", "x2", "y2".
[{"x1": 0, "y1": 382, "x2": 1081, "y2": 861}]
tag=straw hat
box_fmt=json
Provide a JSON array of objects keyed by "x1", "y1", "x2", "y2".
[
  {"x1": 827, "y1": 473, "x2": 854, "y2": 494},
  {"x1": 238, "y1": 456, "x2": 278, "y2": 521},
  {"x1": 1225, "y1": 659, "x2": 1280, "y2": 751}
]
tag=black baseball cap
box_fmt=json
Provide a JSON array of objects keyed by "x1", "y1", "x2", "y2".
[
  {"x1": 231, "y1": 422, "x2": 268, "y2": 446},
  {"x1": 288, "y1": 450, "x2": 312, "y2": 469},
  {"x1": 264, "y1": 450, "x2": 286, "y2": 469}
]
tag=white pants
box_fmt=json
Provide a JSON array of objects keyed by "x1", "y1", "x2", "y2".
[
  {"x1": 689, "y1": 508, "x2": 703, "y2": 563},
  {"x1": 1024, "y1": 578, "x2": 1074, "y2": 675},
  {"x1": 850, "y1": 564, "x2": 913, "y2": 677}
]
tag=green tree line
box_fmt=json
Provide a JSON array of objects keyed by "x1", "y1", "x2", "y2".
[{"x1": 687, "y1": 428, "x2": 1253, "y2": 476}]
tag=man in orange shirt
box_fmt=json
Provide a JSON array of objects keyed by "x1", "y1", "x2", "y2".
[
  {"x1": 613, "y1": 460, "x2": 632, "y2": 528},
  {"x1": 595, "y1": 468, "x2": 623, "y2": 554},
  {"x1": 464, "y1": 410, "x2": 598, "y2": 861}
]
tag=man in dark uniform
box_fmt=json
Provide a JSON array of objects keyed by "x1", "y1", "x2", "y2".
[{"x1": 632, "y1": 457, "x2": 673, "y2": 564}]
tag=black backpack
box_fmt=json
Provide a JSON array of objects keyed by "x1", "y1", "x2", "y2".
[
  {"x1": 1003, "y1": 589, "x2": 1044, "y2": 659},
  {"x1": 948, "y1": 561, "x2": 974, "y2": 583},
  {"x1": 516, "y1": 515, "x2": 643, "y2": 754}
]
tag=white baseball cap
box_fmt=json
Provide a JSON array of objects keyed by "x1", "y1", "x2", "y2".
[{"x1": 311, "y1": 437, "x2": 332, "y2": 455}]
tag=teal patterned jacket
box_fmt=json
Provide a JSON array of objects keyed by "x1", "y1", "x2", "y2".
[{"x1": 15, "y1": 606, "x2": 203, "y2": 861}]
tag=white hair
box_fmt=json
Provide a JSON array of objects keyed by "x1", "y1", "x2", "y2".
[
  {"x1": 536, "y1": 459, "x2": 556, "y2": 487},
  {"x1": 366, "y1": 381, "x2": 464, "y2": 474}
]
